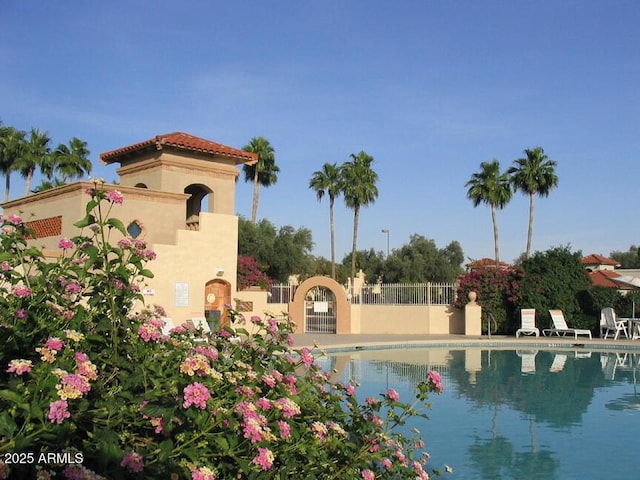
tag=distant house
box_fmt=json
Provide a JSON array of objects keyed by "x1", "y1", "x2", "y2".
[
  {"x1": 581, "y1": 254, "x2": 625, "y2": 289},
  {"x1": 581, "y1": 254, "x2": 620, "y2": 272},
  {"x1": 465, "y1": 258, "x2": 511, "y2": 272}
]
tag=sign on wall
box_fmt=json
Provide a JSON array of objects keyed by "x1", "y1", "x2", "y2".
[{"x1": 175, "y1": 282, "x2": 189, "y2": 307}]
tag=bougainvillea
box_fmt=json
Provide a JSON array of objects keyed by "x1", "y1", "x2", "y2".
[{"x1": 237, "y1": 255, "x2": 273, "y2": 291}]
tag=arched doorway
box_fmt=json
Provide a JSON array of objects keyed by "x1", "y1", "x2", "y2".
[
  {"x1": 304, "y1": 286, "x2": 337, "y2": 333},
  {"x1": 204, "y1": 279, "x2": 231, "y2": 328},
  {"x1": 290, "y1": 276, "x2": 351, "y2": 334}
]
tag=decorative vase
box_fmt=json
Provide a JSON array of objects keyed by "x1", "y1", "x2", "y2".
[{"x1": 468, "y1": 291, "x2": 477, "y2": 304}]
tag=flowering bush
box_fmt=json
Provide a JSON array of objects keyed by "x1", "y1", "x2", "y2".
[
  {"x1": 0, "y1": 183, "x2": 445, "y2": 479},
  {"x1": 454, "y1": 268, "x2": 523, "y2": 333},
  {"x1": 237, "y1": 255, "x2": 273, "y2": 291}
]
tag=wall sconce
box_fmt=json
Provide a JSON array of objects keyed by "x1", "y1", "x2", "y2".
[{"x1": 215, "y1": 268, "x2": 224, "y2": 277}]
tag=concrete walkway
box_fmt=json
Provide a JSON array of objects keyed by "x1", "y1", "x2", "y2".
[{"x1": 291, "y1": 332, "x2": 640, "y2": 352}]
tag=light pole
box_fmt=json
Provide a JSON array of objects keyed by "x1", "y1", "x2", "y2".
[{"x1": 381, "y1": 229, "x2": 390, "y2": 257}]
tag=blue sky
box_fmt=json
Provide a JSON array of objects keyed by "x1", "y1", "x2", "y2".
[{"x1": 1, "y1": 1, "x2": 638, "y2": 266}]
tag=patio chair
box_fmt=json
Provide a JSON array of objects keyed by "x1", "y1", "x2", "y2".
[
  {"x1": 516, "y1": 308, "x2": 539, "y2": 338},
  {"x1": 542, "y1": 310, "x2": 592, "y2": 339},
  {"x1": 600, "y1": 307, "x2": 629, "y2": 339}
]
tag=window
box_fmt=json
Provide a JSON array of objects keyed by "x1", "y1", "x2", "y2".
[{"x1": 127, "y1": 220, "x2": 143, "y2": 239}]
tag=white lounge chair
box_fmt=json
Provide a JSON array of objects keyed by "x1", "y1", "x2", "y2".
[
  {"x1": 600, "y1": 307, "x2": 628, "y2": 339},
  {"x1": 542, "y1": 310, "x2": 592, "y2": 339},
  {"x1": 516, "y1": 308, "x2": 539, "y2": 338}
]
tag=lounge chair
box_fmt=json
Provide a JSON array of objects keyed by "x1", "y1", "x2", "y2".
[
  {"x1": 600, "y1": 307, "x2": 628, "y2": 339},
  {"x1": 542, "y1": 310, "x2": 592, "y2": 339},
  {"x1": 516, "y1": 308, "x2": 539, "y2": 338}
]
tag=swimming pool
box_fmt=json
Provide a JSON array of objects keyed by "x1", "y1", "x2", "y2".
[{"x1": 316, "y1": 347, "x2": 640, "y2": 479}]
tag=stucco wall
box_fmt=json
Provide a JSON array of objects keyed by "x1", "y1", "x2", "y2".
[
  {"x1": 147, "y1": 212, "x2": 239, "y2": 327},
  {"x1": 352, "y1": 305, "x2": 464, "y2": 335}
]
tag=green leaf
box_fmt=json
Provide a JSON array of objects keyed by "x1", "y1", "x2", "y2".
[
  {"x1": 139, "y1": 269, "x2": 154, "y2": 278},
  {"x1": 74, "y1": 214, "x2": 96, "y2": 228},
  {"x1": 106, "y1": 217, "x2": 126, "y2": 236},
  {"x1": 85, "y1": 199, "x2": 99, "y2": 215},
  {"x1": 0, "y1": 411, "x2": 17, "y2": 437}
]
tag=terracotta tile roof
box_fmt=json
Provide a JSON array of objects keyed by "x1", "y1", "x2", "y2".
[
  {"x1": 26, "y1": 216, "x2": 62, "y2": 239},
  {"x1": 581, "y1": 254, "x2": 620, "y2": 267},
  {"x1": 589, "y1": 270, "x2": 622, "y2": 288},
  {"x1": 100, "y1": 132, "x2": 258, "y2": 164},
  {"x1": 466, "y1": 257, "x2": 511, "y2": 270}
]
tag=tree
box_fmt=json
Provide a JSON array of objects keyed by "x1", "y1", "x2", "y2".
[
  {"x1": 341, "y1": 151, "x2": 379, "y2": 281},
  {"x1": 309, "y1": 162, "x2": 342, "y2": 279},
  {"x1": 53, "y1": 137, "x2": 92, "y2": 183},
  {"x1": 0, "y1": 125, "x2": 26, "y2": 202},
  {"x1": 508, "y1": 147, "x2": 558, "y2": 259},
  {"x1": 610, "y1": 245, "x2": 640, "y2": 269},
  {"x1": 14, "y1": 128, "x2": 51, "y2": 195},
  {"x1": 237, "y1": 217, "x2": 314, "y2": 283},
  {"x1": 466, "y1": 160, "x2": 513, "y2": 267},
  {"x1": 242, "y1": 137, "x2": 279, "y2": 224}
]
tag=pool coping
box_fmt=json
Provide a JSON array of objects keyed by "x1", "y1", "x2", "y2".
[{"x1": 291, "y1": 334, "x2": 640, "y2": 354}]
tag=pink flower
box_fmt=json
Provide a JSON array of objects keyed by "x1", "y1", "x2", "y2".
[
  {"x1": 183, "y1": 382, "x2": 210, "y2": 409},
  {"x1": 65, "y1": 282, "x2": 82, "y2": 294},
  {"x1": 48, "y1": 400, "x2": 71, "y2": 424},
  {"x1": 252, "y1": 447, "x2": 274, "y2": 471},
  {"x1": 120, "y1": 451, "x2": 144, "y2": 472},
  {"x1": 7, "y1": 359, "x2": 32, "y2": 375},
  {"x1": 117, "y1": 238, "x2": 132, "y2": 249},
  {"x1": 277, "y1": 420, "x2": 291, "y2": 439},
  {"x1": 387, "y1": 388, "x2": 400, "y2": 402},
  {"x1": 107, "y1": 190, "x2": 124, "y2": 204},
  {"x1": 382, "y1": 458, "x2": 393, "y2": 470},
  {"x1": 300, "y1": 347, "x2": 313, "y2": 367},
  {"x1": 361, "y1": 469, "x2": 375, "y2": 480},
  {"x1": 45, "y1": 337, "x2": 65, "y2": 351},
  {"x1": 12, "y1": 286, "x2": 30, "y2": 298},
  {"x1": 192, "y1": 466, "x2": 216, "y2": 480},
  {"x1": 427, "y1": 371, "x2": 444, "y2": 393},
  {"x1": 1, "y1": 261, "x2": 10, "y2": 271},
  {"x1": 7, "y1": 214, "x2": 23, "y2": 225},
  {"x1": 58, "y1": 238, "x2": 74, "y2": 249},
  {"x1": 14, "y1": 309, "x2": 26, "y2": 319}
]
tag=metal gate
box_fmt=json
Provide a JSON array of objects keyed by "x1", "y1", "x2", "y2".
[{"x1": 304, "y1": 286, "x2": 337, "y2": 333}]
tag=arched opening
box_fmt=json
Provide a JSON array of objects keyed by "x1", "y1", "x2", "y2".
[
  {"x1": 134, "y1": 183, "x2": 148, "y2": 188},
  {"x1": 290, "y1": 276, "x2": 351, "y2": 334},
  {"x1": 204, "y1": 279, "x2": 231, "y2": 328},
  {"x1": 184, "y1": 184, "x2": 213, "y2": 230}
]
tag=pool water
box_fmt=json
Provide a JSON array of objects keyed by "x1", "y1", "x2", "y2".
[{"x1": 317, "y1": 348, "x2": 640, "y2": 480}]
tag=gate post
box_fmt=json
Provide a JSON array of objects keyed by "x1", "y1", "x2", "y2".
[{"x1": 464, "y1": 291, "x2": 482, "y2": 336}]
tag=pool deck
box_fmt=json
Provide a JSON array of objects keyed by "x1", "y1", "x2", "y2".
[{"x1": 291, "y1": 333, "x2": 640, "y2": 352}]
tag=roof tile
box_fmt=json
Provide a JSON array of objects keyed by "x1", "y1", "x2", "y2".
[
  {"x1": 26, "y1": 216, "x2": 62, "y2": 239},
  {"x1": 100, "y1": 132, "x2": 258, "y2": 163}
]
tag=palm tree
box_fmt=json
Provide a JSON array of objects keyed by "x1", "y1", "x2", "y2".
[
  {"x1": 341, "y1": 151, "x2": 379, "y2": 282},
  {"x1": 0, "y1": 126, "x2": 26, "y2": 202},
  {"x1": 242, "y1": 137, "x2": 279, "y2": 224},
  {"x1": 309, "y1": 162, "x2": 342, "y2": 279},
  {"x1": 14, "y1": 128, "x2": 51, "y2": 195},
  {"x1": 53, "y1": 137, "x2": 92, "y2": 183},
  {"x1": 508, "y1": 147, "x2": 558, "y2": 259},
  {"x1": 466, "y1": 160, "x2": 513, "y2": 266}
]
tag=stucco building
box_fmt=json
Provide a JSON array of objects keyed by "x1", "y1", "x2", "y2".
[{"x1": 1, "y1": 132, "x2": 257, "y2": 328}]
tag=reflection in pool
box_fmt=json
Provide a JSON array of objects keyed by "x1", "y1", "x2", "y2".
[{"x1": 316, "y1": 348, "x2": 640, "y2": 480}]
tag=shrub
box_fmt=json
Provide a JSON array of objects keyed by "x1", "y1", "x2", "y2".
[
  {"x1": 455, "y1": 268, "x2": 522, "y2": 333},
  {"x1": 237, "y1": 255, "x2": 273, "y2": 291},
  {"x1": 0, "y1": 183, "x2": 445, "y2": 479}
]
